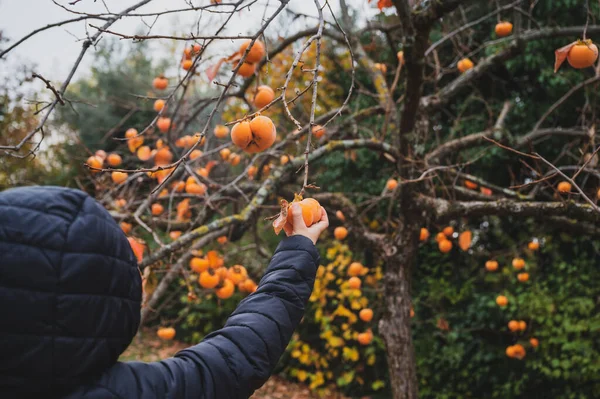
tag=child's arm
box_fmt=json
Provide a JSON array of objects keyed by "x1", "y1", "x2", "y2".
[{"x1": 105, "y1": 204, "x2": 328, "y2": 399}]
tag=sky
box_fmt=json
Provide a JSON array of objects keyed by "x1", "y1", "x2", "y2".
[{"x1": 0, "y1": 0, "x2": 377, "y2": 99}]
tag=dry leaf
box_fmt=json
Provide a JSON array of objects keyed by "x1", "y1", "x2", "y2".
[
  {"x1": 142, "y1": 266, "x2": 157, "y2": 297},
  {"x1": 437, "y1": 317, "x2": 450, "y2": 331},
  {"x1": 205, "y1": 58, "x2": 226, "y2": 82},
  {"x1": 459, "y1": 230, "x2": 472, "y2": 251},
  {"x1": 272, "y1": 199, "x2": 289, "y2": 235},
  {"x1": 554, "y1": 41, "x2": 577, "y2": 73}
]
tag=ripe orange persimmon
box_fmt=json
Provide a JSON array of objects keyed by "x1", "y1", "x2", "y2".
[
  {"x1": 443, "y1": 226, "x2": 454, "y2": 236},
  {"x1": 156, "y1": 327, "x2": 176, "y2": 340},
  {"x1": 111, "y1": 171, "x2": 128, "y2": 184},
  {"x1": 336, "y1": 210, "x2": 345, "y2": 221},
  {"x1": 237, "y1": 62, "x2": 256, "y2": 78},
  {"x1": 485, "y1": 260, "x2": 499, "y2": 272},
  {"x1": 419, "y1": 227, "x2": 430, "y2": 241},
  {"x1": 199, "y1": 270, "x2": 220, "y2": 289},
  {"x1": 254, "y1": 85, "x2": 275, "y2": 109},
  {"x1": 495, "y1": 21, "x2": 513, "y2": 37},
  {"x1": 186, "y1": 183, "x2": 207, "y2": 195},
  {"x1": 528, "y1": 240, "x2": 539, "y2": 251},
  {"x1": 193, "y1": 43, "x2": 202, "y2": 54},
  {"x1": 151, "y1": 203, "x2": 164, "y2": 216},
  {"x1": 114, "y1": 198, "x2": 127, "y2": 208},
  {"x1": 153, "y1": 76, "x2": 168, "y2": 90},
  {"x1": 227, "y1": 265, "x2": 248, "y2": 284},
  {"x1": 530, "y1": 338, "x2": 539, "y2": 348},
  {"x1": 120, "y1": 222, "x2": 132, "y2": 234},
  {"x1": 182, "y1": 59, "x2": 193, "y2": 70},
  {"x1": 517, "y1": 272, "x2": 529, "y2": 282},
  {"x1": 334, "y1": 226, "x2": 348, "y2": 240},
  {"x1": 220, "y1": 148, "x2": 231, "y2": 161},
  {"x1": 247, "y1": 165, "x2": 257, "y2": 179},
  {"x1": 435, "y1": 232, "x2": 446, "y2": 243},
  {"x1": 357, "y1": 330, "x2": 373, "y2": 345},
  {"x1": 154, "y1": 148, "x2": 173, "y2": 166},
  {"x1": 518, "y1": 320, "x2": 527, "y2": 331},
  {"x1": 86, "y1": 155, "x2": 103, "y2": 172},
  {"x1": 312, "y1": 124, "x2": 325, "y2": 139},
  {"x1": 157, "y1": 117, "x2": 172, "y2": 133},
  {"x1": 228, "y1": 153, "x2": 241, "y2": 166},
  {"x1": 508, "y1": 320, "x2": 519, "y2": 332},
  {"x1": 107, "y1": 153, "x2": 122, "y2": 166},
  {"x1": 457, "y1": 58, "x2": 474, "y2": 73},
  {"x1": 348, "y1": 262, "x2": 363, "y2": 277},
  {"x1": 359, "y1": 308, "x2": 373, "y2": 322},
  {"x1": 348, "y1": 276, "x2": 362, "y2": 289},
  {"x1": 153, "y1": 99, "x2": 165, "y2": 112},
  {"x1": 239, "y1": 39, "x2": 265, "y2": 63},
  {"x1": 240, "y1": 279, "x2": 257, "y2": 293},
  {"x1": 136, "y1": 146, "x2": 151, "y2": 161},
  {"x1": 557, "y1": 181, "x2": 571, "y2": 193},
  {"x1": 169, "y1": 231, "x2": 182, "y2": 240},
  {"x1": 505, "y1": 345, "x2": 516, "y2": 358},
  {"x1": 280, "y1": 155, "x2": 290, "y2": 165},
  {"x1": 231, "y1": 115, "x2": 277, "y2": 153},
  {"x1": 127, "y1": 134, "x2": 144, "y2": 153},
  {"x1": 512, "y1": 258, "x2": 525, "y2": 270},
  {"x1": 567, "y1": 40, "x2": 599, "y2": 69},
  {"x1": 216, "y1": 279, "x2": 235, "y2": 299},
  {"x1": 439, "y1": 239, "x2": 452, "y2": 253},
  {"x1": 190, "y1": 257, "x2": 210, "y2": 273},
  {"x1": 496, "y1": 295, "x2": 508, "y2": 307},
  {"x1": 214, "y1": 124, "x2": 230, "y2": 139},
  {"x1": 189, "y1": 149, "x2": 203, "y2": 160},
  {"x1": 464, "y1": 180, "x2": 478, "y2": 189},
  {"x1": 286, "y1": 198, "x2": 322, "y2": 228},
  {"x1": 217, "y1": 236, "x2": 228, "y2": 245},
  {"x1": 386, "y1": 178, "x2": 398, "y2": 191}
]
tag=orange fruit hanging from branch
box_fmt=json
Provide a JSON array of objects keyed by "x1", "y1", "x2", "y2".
[
  {"x1": 231, "y1": 115, "x2": 277, "y2": 153},
  {"x1": 156, "y1": 327, "x2": 176, "y2": 340},
  {"x1": 495, "y1": 21, "x2": 513, "y2": 37},
  {"x1": 152, "y1": 75, "x2": 168, "y2": 90},
  {"x1": 554, "y1": 39, "x2": 598, "y2": 72},
  {"x1": 239, "y1": 39, "x2": 265, "y2": 63},
  {"x1": 457, "y1": 58, "x2": 474, "y2": 73},
  {"x1": 254, "y1": 85, "x2": 275, "y2": 109}
]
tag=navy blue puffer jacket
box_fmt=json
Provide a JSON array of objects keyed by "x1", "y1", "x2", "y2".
[{"x1": 0, "y1": 186, "x2": 320, "y2": 399}]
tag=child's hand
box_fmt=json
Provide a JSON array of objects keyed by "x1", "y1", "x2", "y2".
[{"x1": 283, "y1": 204, "x2": 329, "y2": 245}]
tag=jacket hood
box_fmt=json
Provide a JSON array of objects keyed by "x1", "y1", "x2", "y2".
[{"x1": 0, "y1": 186, "x2": 142, "y2": 396}]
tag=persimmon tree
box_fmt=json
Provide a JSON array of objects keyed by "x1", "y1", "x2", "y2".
[{"x1": 2, "y1": 1, "x2": 600, "y2": 398}]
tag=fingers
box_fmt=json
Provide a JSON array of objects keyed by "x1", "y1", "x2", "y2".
[
  {"x1": 291, "y1": 203, "x2": 307, "y2": 229},
  {"x1": 311, "y1": 207, "x2": 329, "y2": 233}
]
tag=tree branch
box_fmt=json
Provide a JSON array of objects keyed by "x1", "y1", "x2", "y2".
[{"x1": 419, "y1": 195, "x2": 597, "y2": 222}]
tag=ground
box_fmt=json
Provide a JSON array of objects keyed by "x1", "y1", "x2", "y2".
[{"x1": 119, "y1": 329, "x2": 349, "y2": 399}]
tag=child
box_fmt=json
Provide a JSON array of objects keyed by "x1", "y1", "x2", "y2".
[{"x1": 0, "y1": 186, "x2": 328, "y2": 398}]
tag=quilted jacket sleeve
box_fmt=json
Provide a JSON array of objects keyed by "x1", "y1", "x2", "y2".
[{"x1": 98, "y1": 235, "x2": 319, "y2": 399}]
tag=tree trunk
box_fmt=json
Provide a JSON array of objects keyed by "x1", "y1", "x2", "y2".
[{"x1": 379, "y1": 223, "x2": 419, "y2": 399}]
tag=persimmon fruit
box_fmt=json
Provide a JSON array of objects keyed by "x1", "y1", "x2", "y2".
[
  {"x1": 334, "y1": 226, "x2": 348, "y2": 240},
  {"x1": 157, "y1": 327, "x2": 176, "y2": 340},
  {"x1": 239, "y1": 39, "x2": 265, "y2": 63},
  {"x1": 457, "y1": 58, "x2": 474, "y2": 73},
  {"x1": 254, "y1": 85, "x2": 275, "y2": 109},
  {"x1": 567, "y1": 40, "x2": 598, "y2": 69},
  {"x1": 153, "y1": 76, "x2": 168, "y2": 90},
  {"x1": 495, "y1": 21, "x2": 513, "y2": 37},
  {"x1": 231, "y1": 115, "x2": 276, "y2": 153}
]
